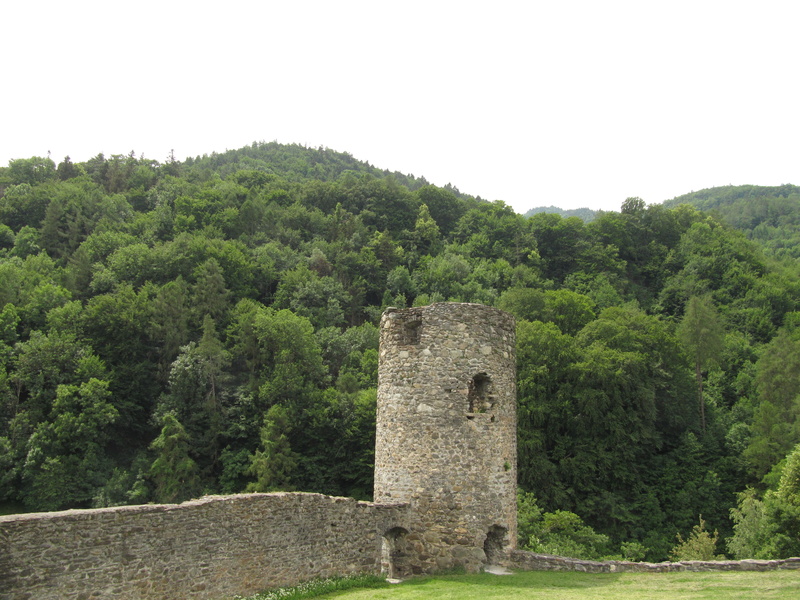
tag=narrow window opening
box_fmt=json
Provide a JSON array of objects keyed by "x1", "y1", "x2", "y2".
[
  {"x1": 400, "y1": 319, "x2": 422, "y2": 345},
  {"x1": 468, "y1": 373, "x2": 493, "y2": 413}
]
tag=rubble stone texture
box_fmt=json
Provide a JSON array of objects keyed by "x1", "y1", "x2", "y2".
[
  {"x1": 0, "y1": 494, "x2": 408, "y2": 600},
  {"x1": 374, "y1": 302, "x2": 518, "y2": 575}
]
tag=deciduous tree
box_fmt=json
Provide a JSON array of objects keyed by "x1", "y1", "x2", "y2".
[{"x1": 677, "y1": 295, "x2": 725, "y2": 431}]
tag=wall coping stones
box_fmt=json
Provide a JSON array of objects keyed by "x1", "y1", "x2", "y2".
[{"x1": 0, "y1": 492, "x2": 409, "y2": 523}]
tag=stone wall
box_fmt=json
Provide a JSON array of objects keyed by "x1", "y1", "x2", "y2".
[
  {"x1": 374, "y1": 303, "x2": 517, "y2": 575},
  {"x1": 508, "y1": 550, "x2": 800, "y2": 573},
  {"x1": 0, "y1": 493, "x2": 408, "y2": 600}
]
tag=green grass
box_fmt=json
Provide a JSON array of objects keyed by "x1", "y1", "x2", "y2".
[{"x1": 298, "y1": 570, "x2": 800, "y2": 600}]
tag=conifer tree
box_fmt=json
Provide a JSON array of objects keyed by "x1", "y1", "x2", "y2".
[
  {"x1": 247, "y1": 404, "x2": 298, "y2": 492},
  {"x1": 149, "y1": 413, "x2": 200, "y2": 503}
]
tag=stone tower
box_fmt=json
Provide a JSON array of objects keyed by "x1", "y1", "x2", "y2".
[{"x1": 374, "y1": 302, "x2": 517, "y2": 575}]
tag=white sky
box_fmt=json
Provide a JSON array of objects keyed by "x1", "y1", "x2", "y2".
[{"x1": 3, "y1": 1, "x2": 798, "y2": 214}]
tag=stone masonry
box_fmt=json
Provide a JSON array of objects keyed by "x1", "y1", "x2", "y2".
[
  {"x1": 508, "y1": 550, "x2": 800, "y2": 573},
  {"x1": 374, "y1": 303, "x2": 518, "y2": 575},
  {"x1": 0, "y1": 493, "x2": 408, "y2": 600}
]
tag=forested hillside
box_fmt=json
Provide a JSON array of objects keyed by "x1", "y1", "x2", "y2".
[
  {"x1": 1, "y1": 143, "x2": 799, "y2": 562},
  {"x1": 664, "y1": 184, "x2": 800, "y2": 260},
  {"x1": 523, "y1": 205, "x2": 598, "y2": 222}
]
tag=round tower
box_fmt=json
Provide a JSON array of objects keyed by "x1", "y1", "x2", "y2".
[{"x1": 374, "y1": 302, "x2": 517, "y2": 575}]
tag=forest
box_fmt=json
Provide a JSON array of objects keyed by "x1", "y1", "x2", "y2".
[{"x1": 1, "y1": 143, "x2": 799, "y2": 562}]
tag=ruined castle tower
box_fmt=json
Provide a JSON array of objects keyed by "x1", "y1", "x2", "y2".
[{"x1": 374, "y1": 302, "x2": 517, "y2": 575}]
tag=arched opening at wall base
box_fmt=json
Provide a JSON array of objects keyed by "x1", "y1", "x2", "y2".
[
  {"x1": 483, "y1": 525, "x2": 509, "y2": 566},
  {"x1": 381, "y1": 527, "x2": 411, "y2": 580}
]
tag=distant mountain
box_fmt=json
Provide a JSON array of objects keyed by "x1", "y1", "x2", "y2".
[
  {"x1": 663, "y1": 184, "x2": 800, "y2": 214},
  {"x1": 523, "y1": 205, "x2": 598, "y2": 222},
  {"x1": 663, "y1": 184, "x2": 800, "y2": 260}
]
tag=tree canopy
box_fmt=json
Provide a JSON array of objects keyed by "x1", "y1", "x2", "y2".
[{"x1": 2, "y1": 145, "x2": 799, "y2": 561}]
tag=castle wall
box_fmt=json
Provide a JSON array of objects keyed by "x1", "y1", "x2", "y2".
[
  {"x1": 0, "y1": 493, "x2": 408, "y2": 600},
  {"x1": 374, "y1": 303, "x2": 518, "y2": 574},
  {"x1": 509, "y1": 550, "x2": 800, "y2": 573}
]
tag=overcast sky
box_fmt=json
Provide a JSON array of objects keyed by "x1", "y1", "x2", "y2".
[{"x1": 3, "y1": 1, "x2": 798, "y2": 214}]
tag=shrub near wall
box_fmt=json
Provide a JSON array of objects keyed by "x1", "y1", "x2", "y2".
[{"x1": 0, "y1": 493, "x2": 408, "y2": 600}]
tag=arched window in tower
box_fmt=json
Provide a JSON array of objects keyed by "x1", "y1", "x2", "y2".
[{"x1": 467, "y1": 372, "x2": 493, "y2": 414}]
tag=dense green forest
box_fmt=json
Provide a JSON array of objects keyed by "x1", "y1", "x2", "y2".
[
  {"x1": 664, "y1": 184, "x2": 800, "y2": 261},
  {"x1": 1, "y1": 144, "x2": 799, "y2": 562},
  {"x1": 523, "y1": 205, "x2": 598, "y2": 222}
]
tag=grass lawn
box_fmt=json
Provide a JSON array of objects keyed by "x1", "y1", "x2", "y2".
[{"x1": 318, "y1": 570, "x2": 800, "y2": 600}]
